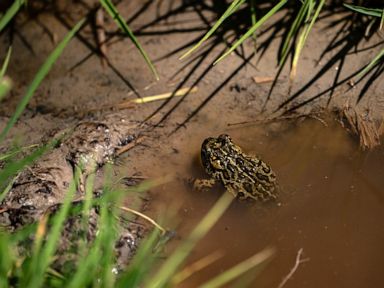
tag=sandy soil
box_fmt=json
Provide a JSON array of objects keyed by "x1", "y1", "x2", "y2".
[{"x1": 1, "y1": 1, "x2": 383, "y2": 132}]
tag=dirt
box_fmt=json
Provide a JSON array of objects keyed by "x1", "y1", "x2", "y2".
[
  {"x1": 1, "y1": 0, "x2": 384, "y2": 287},
  {"x1": 0, "y1": 115, "x2": 145, "y2": 228}
]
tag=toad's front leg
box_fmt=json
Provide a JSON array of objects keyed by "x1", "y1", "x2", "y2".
[{"x1": 193, "y1": 178, "x2": 216, "y2": 191}]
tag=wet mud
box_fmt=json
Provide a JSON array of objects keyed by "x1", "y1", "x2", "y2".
[
  {"x1": 0, "y1": 114, "x2": 148, "y2": 271},
  {"x1": 0, "y1": 115, "x2": 143, "y2": 229}
]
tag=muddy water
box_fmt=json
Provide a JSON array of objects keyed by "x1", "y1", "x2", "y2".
[{"x1": 137, "y1": 117, "x2": 384, "y2": 288}]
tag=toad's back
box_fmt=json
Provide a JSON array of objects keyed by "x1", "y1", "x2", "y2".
[{"x1": 201, "y1": 134, "x2": 277, "y2": 201}]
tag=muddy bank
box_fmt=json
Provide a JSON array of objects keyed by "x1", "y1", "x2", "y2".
[{"x1": 0, "y1": 113, "x2": 150, "y2": 272}]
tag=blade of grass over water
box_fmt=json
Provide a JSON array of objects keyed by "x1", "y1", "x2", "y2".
[
  {"x1": 214, "y1": 0, "x2": 288, "y2": 65},
  {"x1": 124, "y1": 175, "x2": 173, "y2": 194},
  {"x1": 0, "y1": 0, "x2": 25, "y2": 32},
  {"x1": 180, "y1": 0, "x2": 246, "y2": 59},
  {"x1": 145, "y1": 193, "x2": 234, "y2": 288},
  {"x1": 0, "y1": 46, "x2": 12, "y2": 78},
  {"x1": 199, "y1": 247, "x2": 275, "y2": 288},
  {"x1": 172, "y1": 251, "x2": 224, "y2": 285},
  {"x1": 100, "y1": 0, "x2": 159, "y2": 80},
  {"x1": 0, "y1": 18, "x2": 85, "y2": 143}
]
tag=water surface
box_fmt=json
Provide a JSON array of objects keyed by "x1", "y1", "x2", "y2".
[{"x1": 141, "y1": 117, "x2": 384, "y2": 288}]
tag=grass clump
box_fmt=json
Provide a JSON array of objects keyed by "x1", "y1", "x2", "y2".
[
  {"x1": 344, "y1": 3, "x2": 384, "y2": 81},
  {"x1": 181, "y1": 0, "x2": 383, "y2": 88},
  {"x1": 0, "y1": 167, "x2": 274, "y2": 287}
]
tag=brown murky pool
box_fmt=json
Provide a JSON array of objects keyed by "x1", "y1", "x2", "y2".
[{"x1": 130, "y1": 116, "x2": 384, "y2": 288}]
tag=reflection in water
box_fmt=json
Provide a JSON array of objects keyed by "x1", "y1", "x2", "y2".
[{"x1": 143, "y1": 117, "x2": 384, "y2": 288}]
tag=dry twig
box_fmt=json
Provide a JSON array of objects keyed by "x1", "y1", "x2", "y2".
[
  {"x1": 118, "y1": 205, "x2": 166, "y2": 234},
  {"x1": 122, "y1": 86, "x2": 198, "y2": 105},
  {"x1": 252, "y1": 76, "x2": 274, "y2": 84},
  {"x1": 277, "y1": 248, "x2": 309, "y2": 288},
  {"x1": 116, "y1": 136, "x2": 145, "y2": 156}
]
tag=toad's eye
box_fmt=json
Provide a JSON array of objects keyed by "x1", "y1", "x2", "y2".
[{"x1": 212, "y1": 160, "x2": 224, "y2": 170}]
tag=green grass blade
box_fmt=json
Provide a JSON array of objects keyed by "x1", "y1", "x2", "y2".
[
  {"x1": 0, "y1": 46, "x2": 12, "y2": 101},
  {"x1": 25, "y1": 167, "x2": 81, "y2": 288},
  {"x1": 0, "y1": 0, "x2": 25, "y2": 32},
  {"x1": 0, "y1": 144, "x2": 38, "y2": 161},
  {"x1": 67, "y1": 166, "x2": 121, "y2": 287},
  {"x1": 100, "y1": 0, "x2": 159, "y2": 80},
  {"x1": 290, "y1": 0, "x2": 325, "y2": 80},
  {"x1": 66, "y1": 204, "x2": 110, "y2": 287},
  {"x1": 180, "y1": 0, "x2": 246, "y2": 59},
  {"x1": 0, "y1": 138, "x2": 59, "y2": 204},
  {"x1": 0, "y1": 174, "x2": 17, "y2": 204},
  {"x1": 145, "y1": 193, "x2": 234, "y2": 288},
  {"x1": 96, "y1": 195, "x2": 118, "y2": 287},
  {"x1": 80, "y1": 169, "x2": 95, "y2": 230},
  {"x1": 343, "y1": 4, "x2": 383, "y2": 18},
  {"x1": 279, "y1": 0, "x2": 310, "y2": 66},
  {"x1": 117, "y1": 229, "x2": 162, "y2": 287},
  {"x1": 290, "y1": 26, "x2": 307, "y2": 80},
  {"x1": 355, "y1": 47, "x2": 384, "y2": 80},
  {"x1": 0, "y1": 142, "x2": 55, "y2": 191},
  {"x1": 214, "y1": 0, "x2": 288, "y2": 65},
  {"x1": 0, "y1": 76, "x2": 12, "y2": 101},
  {"x1": 0, "y1": 46, "x2": 12, "y2": 78},
  {"x1": 250, "y1": 0, "x2": 257, "y2": 27},
  {"x1": 0, "y1": 234, "x2": 13, "y2": 288},
  {"x1": 250, "y1": 0, "x2": 257, "y2": 44},
  {"x1": 306, "y1": 0, "x2": 315, "y2": 22},
  {"x1": 199, "y1": 247, "x2": 275, "y2": 288},
  {"x1": 0, "y1": 18, "x2": 85, "y2": 143}
]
